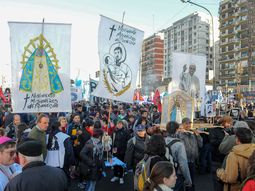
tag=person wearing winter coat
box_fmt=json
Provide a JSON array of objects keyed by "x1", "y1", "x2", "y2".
[
  {"x1": 5, "y1": 140, "x2": 67, "y2": 191},
  {"x1": 5, "y1": 114, "x2": 21, "y2": 140},
  {"x1": 178, "y1": 118, "x2": 202, "y2": 191},
  {"x1": 110, "y1": 120, "x2": 130, "y2": 184},
  {"x1": 165, "y1": 121, "x2": 192, "y2": 191},
  {"x1": 208, "y1": 116, "x2": 232, "y2": 191},
  {"x1": 241, "y1": 150, "x2": 255, "y2": 191},
  {"x1": 143, "y1": 161, "x2": 177, "y2": 191},
  {"x1": 217, "y1": 128, "x2": 255, "y2": 191},
  {"x1": 79, "y1": 128, "x2": 104, "y2": 191},
  {"x1": 219, "y1": 121, "x2": 255, "y2": 155},
  {"x1": 124, "y1": 124, "x2": 149, "y2": 172},
  {"x1": 45, "y1": 121, "x2": 75, "y2": 182}
]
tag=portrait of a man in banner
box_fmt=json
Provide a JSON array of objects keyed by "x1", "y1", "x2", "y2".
[
  {"x1": 103, "y1": 42, "x2": 132, "y2": 96},
  {"x1": 19, "y1": 34, "x2": 64, "y2": 94}
]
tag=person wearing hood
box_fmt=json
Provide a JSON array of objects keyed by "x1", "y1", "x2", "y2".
[
  {"x1": 217, "y1": 128, "x2": 255, "y2": 191},
  {"x1": 219, "y1": 121, "x2": 255, "y2": 156}
]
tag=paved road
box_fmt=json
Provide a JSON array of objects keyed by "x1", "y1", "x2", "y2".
[{"x1": 69, "y1": 167, "x2": 213, "y2": 191}]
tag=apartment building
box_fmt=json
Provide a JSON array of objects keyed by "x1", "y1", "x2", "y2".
[
  {"x1": 219, "y1": 0, "x2": 255, "y2": 98},
  {"x1": 141, "y1": 33, "x2": 164, "y2": 95},
  {"x1": 163, "y1": 12, "x2": 211, "y2": 82}
]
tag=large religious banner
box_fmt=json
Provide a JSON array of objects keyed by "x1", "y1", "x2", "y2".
[
  {"x1": 9, "y1": 21, "x2": 71, "y2": 113},
  {"x1": 160, "y1": 90, "x2": 194, "y2": 129},
  {"x1": 170, "y1": 52, "x2": 206, "y2": 101},
  {"x1": 92, "y1": 15, "x2": 144, "y2": 103}
]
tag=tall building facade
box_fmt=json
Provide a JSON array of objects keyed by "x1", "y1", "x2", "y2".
[
  {"x1": 219, "y1": 0, "x2": 255, "y2": 97},
  {"x1": 163, "y1": 12, "x2": 211, "y2": 82},
  {"x1": 141, "y1": 33, "x2": 164, "y2": 95}
]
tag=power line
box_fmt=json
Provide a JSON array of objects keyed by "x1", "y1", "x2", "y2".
[{"x1": 155, "y1": 4, "x2": 189, "y2": 33}]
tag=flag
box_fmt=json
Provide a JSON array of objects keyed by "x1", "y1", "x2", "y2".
[
  {"x1": 92, "y1": 15, "x2": 144, "y2": 103},
  {"x1": 71, "y1": 87, "x2": 83, "y2": 103},
  {"x1": 153, "y1": 89, "x2": 162, "y2": 112},
  {"x1": 0, "y1": 87, "x2": 6, "y2": 104},
  {"x1": 9, "y1": 21, "x2": 71, "y2": 113}
]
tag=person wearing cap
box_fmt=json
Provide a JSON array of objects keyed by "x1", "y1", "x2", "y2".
[
  {"x1": 125, "y1": 124, "x2": 149, "y2": 172},
  {"x1": 4, "y1": 140, "x2": 68, "y2": 191},
  {"x1": 219, "y1": 121, "x2": 255, "y2": 156},
  {"x1": 0, "y1": 137, "x2": 21, "y2": 191},
  {"x1": 178, "y1": 117, "x2": 203, "y2": 191},
  {"x1": 28, "y1": 114, "x2": 49, "y2": 160}
]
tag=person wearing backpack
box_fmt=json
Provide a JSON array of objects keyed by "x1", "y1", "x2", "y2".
[
  {"x1": 241, "y1": 150, "x2": 255, "y2": 191},
  {"x1": 125, "y1": 124, "x2": 148, "y2": 172},
  {"x1": 165, "y1": 121, "x2": 192, "y2": 191},
  {"x1": 134, "y1": 134, "x2": 167, "y2": 191},
  {"x1": 178, "y1": 118, "x2": 202, "y2": 191},
  {"x1": 143, "y1": 161, "x2": 177, "y2": 191},
  {"x1": 217, "y1": 128, "x2": 255, "y2": 191}
]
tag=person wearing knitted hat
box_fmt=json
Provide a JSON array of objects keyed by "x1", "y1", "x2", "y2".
[
  {"x1": 4, "y1": 140, "x2": 67, "y2": 191},
  {"x1": 0, "y1": 136, "x2": 21, "y2": 191}
]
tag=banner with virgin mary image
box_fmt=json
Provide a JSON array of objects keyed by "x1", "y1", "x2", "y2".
[
  {"x1": 9, "y1": 21, "x2": 71, "y2": 113},
  {"x1": 92, "y1": 15, "x2": 144, "y2": 103}
]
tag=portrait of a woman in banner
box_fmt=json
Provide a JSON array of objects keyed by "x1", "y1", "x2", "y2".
[
  {"x1": 19, "y1": 34, "x2": 64, "y2": 94},
  {"x1": 161, "y1": 90, "x2": 194, "y2": 129}
]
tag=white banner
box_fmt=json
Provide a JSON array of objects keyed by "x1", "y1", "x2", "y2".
[
  {"x1": 170, "y1": 52, "x2": 206, "y2": 100},
  {"x1": 71, "y1": 87, "x2": 83, "y2": 103},
  {"x1": 9, "y1": 21, "x2": 71, "y2": 113},
  {"x1": 92, "y1": 15, "x2": 144, "y2": 103},
  {"x1": 205, "y1": 102, "x2": 216, "y2": 117}
]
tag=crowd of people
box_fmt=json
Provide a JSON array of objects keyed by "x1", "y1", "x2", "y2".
[{"x1": 0, "y1": 99, "x2": 255, "y2": 191}]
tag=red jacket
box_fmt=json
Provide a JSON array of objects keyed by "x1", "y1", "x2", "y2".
[{"x1": 242, "y1": 179, "x2": 255, "y2": 191}]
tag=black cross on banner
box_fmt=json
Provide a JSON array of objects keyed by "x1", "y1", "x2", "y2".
[{"x1": 109, "y1": 25, "x2": 116, "y2": 40}]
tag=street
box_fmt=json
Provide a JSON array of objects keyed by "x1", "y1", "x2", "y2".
[{"x1": 69, "y1": 167, "x2": 213, "y2": 191}]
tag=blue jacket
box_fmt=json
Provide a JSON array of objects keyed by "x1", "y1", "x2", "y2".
[{"x1": 165, "y1": 136, "x2": 192, "y2": 185}]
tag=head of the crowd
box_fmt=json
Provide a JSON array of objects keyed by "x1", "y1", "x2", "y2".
[
  {"x1": 0, "y1": 136, "x2": 16, "y2": 166},
  {"x1": 17, "y1": 139, "x2": 43, "y2": 167}
]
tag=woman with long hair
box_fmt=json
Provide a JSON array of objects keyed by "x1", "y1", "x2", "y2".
[{"x1": 143, "y1": 161, "x2": 177, "y2": 191}]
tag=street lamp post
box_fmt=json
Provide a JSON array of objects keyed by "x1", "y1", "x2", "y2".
[{"x1": 181, "y1": 0, "x2": 216, "y2": 89}]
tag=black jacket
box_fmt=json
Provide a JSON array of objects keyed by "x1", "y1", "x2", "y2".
[
  {"x1": 4, "y1": 161, "x2": 67, "y2": 191},
  {"x1": 112, "y1": 128, "x2": 130, "y2": 160},
  {"x1": 79, "y1": 138, "x2": 104, "y2": 181},
  {"x1": 124, "y1": 135, "x2": 148, "y2": 171},
  {"x1": 208, "y1": 127, "x2": 226, "y2": 163}
]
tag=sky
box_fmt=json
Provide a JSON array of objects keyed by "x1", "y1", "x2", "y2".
[{"x1": 0, "y1": 0, "x2": 221, "y2": 87}]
